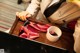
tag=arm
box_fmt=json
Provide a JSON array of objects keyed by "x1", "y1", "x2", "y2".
[
  {"x1": 26, "y1": 0, "x2": 41, "y2": 16},
  {"x1": 16, "y1": 0, "x2": 41, "y2": 21}
]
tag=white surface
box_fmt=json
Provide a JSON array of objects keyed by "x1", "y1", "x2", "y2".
[{"x1": 46, "y1": 26, "x2": 62, "y2": 42}]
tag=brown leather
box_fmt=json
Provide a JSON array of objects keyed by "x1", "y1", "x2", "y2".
[{"x1": 48, "y1": 2, "x2": 80, "y2": 24}]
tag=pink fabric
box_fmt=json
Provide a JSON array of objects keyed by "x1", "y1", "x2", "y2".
[
  {"x1": 19, "y1": 21, "x2": 51, "y2": 40},
  {"x1": 29, "y1": 22, "x2": 50, "y2": 32}
]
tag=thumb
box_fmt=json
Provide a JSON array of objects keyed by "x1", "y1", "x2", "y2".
[
  {"x1": 16, "y1": 12, "x2": 19, "y2": 16},
  {"x1": 26, "y1": 14, "x2": 32, "y2": 18}
]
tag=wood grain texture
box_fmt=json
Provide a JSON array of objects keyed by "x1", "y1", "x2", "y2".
[
  {"x1": 0, "y1": 0, "x2": 28, "y2": 32},
  {"x1": 10, "y1": 18, "x2": 74, "y2": 52}
]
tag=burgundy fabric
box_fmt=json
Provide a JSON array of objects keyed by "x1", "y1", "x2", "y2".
[{"x1": 67, "y1": 19, "x2": 77, "y2": 30}]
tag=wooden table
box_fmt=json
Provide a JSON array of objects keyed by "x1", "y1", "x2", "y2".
[{"x1": 9, "y1": 17, "x2": 74, "y2": 52}]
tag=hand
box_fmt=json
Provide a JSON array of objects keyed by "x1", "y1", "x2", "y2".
[{"x1": 16, "y1": 11, "x2": 32, "y2": 21}]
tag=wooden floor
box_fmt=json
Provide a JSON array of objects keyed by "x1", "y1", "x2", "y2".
[{"x1": 0, "y1": 0, "x2": 29, "y2": 32}]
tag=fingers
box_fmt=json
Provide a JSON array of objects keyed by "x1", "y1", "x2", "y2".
[
  {"x1": 16, "y1": 12, "x2": 19, "y2": 16},
  {"x1": 26, "y1": 14, "x2": 32, "y2": 18},
  {"x1": 19, "y1": 11, "x2": 26, "y2": 21},
  {"x1": 16, "y1": 12, "x2": 21, "y2": 19},
  {"x1": 16, "y1": 11, "x2": 29, "y2": 21}
]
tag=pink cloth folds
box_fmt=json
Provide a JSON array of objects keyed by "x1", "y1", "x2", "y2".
[{"x1": 19, "y1": 21, "x2": 51, "y2": 40}]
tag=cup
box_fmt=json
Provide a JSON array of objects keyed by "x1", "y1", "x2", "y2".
[{"x1": 46, "y1": 26, "x2": 62, "y2": 42}]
